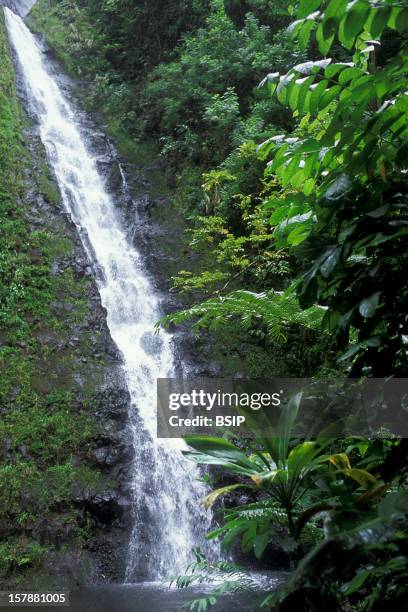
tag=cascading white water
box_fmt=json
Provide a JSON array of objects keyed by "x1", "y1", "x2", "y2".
[
  {"x1": 1, "y1": 0, "x2": 36, "y2": 17},
  {"x1": 5, "y1": 7, "x2": 213, "y2": 582}
]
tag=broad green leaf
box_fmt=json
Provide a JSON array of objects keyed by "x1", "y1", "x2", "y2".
[
  {"x1": 325, "y1": 0, "x2": 348, "y2": 19},
  {"x1": 280, "y1": 156, "x2": 300, "y2": 186},
  {"x1": 296, "y1": 138, "x2": 319, "y2": 154},
  {"x1": 297, "y1": 79, "x2": 315, "y2": 114},
  {"x1": 329, "y1": 453, "x2": 352, "y2": 470},
  {"x1": 288, "y1": 81, "x2": 301, "y2": 111},
  {"x1": 287, "y1": 18, "x2": 305, "y2": 38},
  {"x1": 338, "y1": 14, "x2": 354, "y2": 48},
  {"x1": 291, "y1": 169, "x2": 308, "y2": 190},
  {"x1": 388, "y1": 7, "x2": 408, "y2": 33},
  {"x1": 309, "y1": 80, "x2": 329, "y2": 114},
  {"x1": 221, "y1": 525, "x2": 244, "y2": 551},
  {"x1": 342, "y1": 569, "x2": 371, "y2": 595},
  {"x1": 270, "y1": 206, "x2": 289, "y2": 225},
  {"x1": 395, "y1": 8, "x2": 408, "y2": 33},
  {"x1": 359, "y1": 292, "x2": 381, "y2": 318},
  {"x1": 287, "y1": 441, "x2": 323, "y2": 477},
  {"x1": 304, "y1": 151, "x2": 319, "y2": 176},
  {"x1": 325, "y1": 62, "x2": 353, "y2": 79},
  {"x1": 303, "y1": 178, "x2": 315, "y2": 195},
  {"x1": 253, "y1": 531, "x2": 271, "y2": 559},
  {"x1": 250, "y1": 392, "x2": 304, "y2": 466},
  {"x1": 241, "y1": 522, "x2": 257, "y2": 553},
  {"x1": 277, "y1": 73, "x2": 296, "y2": 104},
  {"x1": 183, "y1": 450, "x2": 253, "y2": 475},
  {"x1": 183, "y1": 436, "x2": 256, "y2": 472},
  {"x1": 338, "y1": 66, "x2": 364, "y2": 85},
  {"x1": 350, "y1": 78, "x2": 375, "y2": 104},
  {"x1": 316, "y1": 22, "x2": 335, "y2": 55},
  {"x1": 298, "y1": 0, "x2": 322, "y2": 19},
  {"x1": 323, "y1": 16, "x2": 339, "y2": 39},
  {"x1": 343, "y1": 1, "x2": 370, "y2": 43},
  {"x1": 204, "y1": 484, "x2": 249, "y2": 510},
  {"x1": 369, "y1": 6, "x2": 391, "y2": 38},
  {"x1": 298, "y1": 19, "x2": 315, "y2": 49},
  {"x1": 319, "y1": 84, "x2": 341, "y2": 110},
  {"x1": 251, "y1": 469, "x2": 279, "y2": 486},
  {"x1": 287, "y1": 225, "x2": 310, "y2": 246},
  {"x1": 343, "y1": 468, "x2": 378, "y2": 487},
  {"x1": 320, "y1": 246, "x2": 341, "y2": 278},
  {"x1": 322, "y1": 308, "x2": 341, "y2": 331}
]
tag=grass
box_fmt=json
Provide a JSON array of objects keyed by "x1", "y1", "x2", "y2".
[{"x1": 36, "y1": 160, "x2": 60, "y2": 204}]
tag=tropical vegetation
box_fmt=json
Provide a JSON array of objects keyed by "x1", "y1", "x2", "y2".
[{"x1": 1, "y1": 0, "x2": 407, "y2": 606}]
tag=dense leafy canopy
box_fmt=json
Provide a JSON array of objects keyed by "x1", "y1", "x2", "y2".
[
  {"x1": 259, "y1": 0, "x2": 408, "y2": 375},
  {"x1": 166, "y1": 0, "x2": 408, "y2": 608},
  {"x1": 160, "y1": 0, "x2": 408, "y2": 377}
]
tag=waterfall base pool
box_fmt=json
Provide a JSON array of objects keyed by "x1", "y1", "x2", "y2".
[
  {"x1": 69, "y1": 581, "x2": 278, "y2": 612},
  {"x1": 8, "y1": 574, "x2": 286, "y2": 612}
]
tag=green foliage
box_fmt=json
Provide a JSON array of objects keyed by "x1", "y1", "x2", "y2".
[
  {"x1": 30, "y1": 0, "x2": 328, "y2": 377},
  {"x1": 171, "y1": 270, "x2": 229, "y2": 293},
  {"x1": 159, "y1": 289, "x2": 324, "y2": 341},
  {"x1": 0, "y1": 14, "x2": 105, "y2": 584},
  {"x1": 267, "y1": 488, "x2": 408, "y2": 610},
  {"x1": 183, "y1": 395, "x2": 351, "y2": 555},
  {"x1": 202, "y1": 170, "x2": 236, "y2": 215},
  {"x1": 31, "y1": 0, "x2": 300, "y2": 166},
  {"x1": 167, "y1": 3, "x2": 408, "y2": 608},
  {"x1": 207, "y1": 498, "x2": 323, "y2": 560},
  {"x1": 84, "y1": 0, "x2": 211, "y2": 76},
  {"x1": 0, "y1": 394, "x2": 94, "y2": 464},
  {"x1": 257, "y1": 0, "x2": 408, "y2": 374},
  {"x1": 0, "y1": 540, "x2": 47, "y2": 578},
  {"x1": 171, "y1": 549, "x2": 259, "y2": 611},
  {"x1": 139, "y1": 1, "x2": 302, "y2": 165},
  {"x1": 0, "y1": 12, "x2": 21, "y2": 185},
  {"x1": 0, "y1": 461, "x2": 99, "y2": 519},
  {"x1": 180, "y1": 410, "x2": 404, "y2": 609},
  {"x1": 148, "y1": 0, "x2": 408, "y2": 380}
]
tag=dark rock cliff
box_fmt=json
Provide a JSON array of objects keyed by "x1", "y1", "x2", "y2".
[
  {"x1": 22, "y1": 132, "x2": 134, "y2": 588},
  {"x1": 0, "y1": 1, "x2": 36, "y2": 17},
  {"x1": 0, "y1": 12, "x2": 133, "y2": 589}
]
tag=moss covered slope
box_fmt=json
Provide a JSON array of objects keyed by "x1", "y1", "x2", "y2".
[{"x1": 0, "y1": 10, "x2": 131, "y2": 589}]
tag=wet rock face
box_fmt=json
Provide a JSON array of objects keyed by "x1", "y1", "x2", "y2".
[
  {"x1": 74, "y1": 490, "x2": 128, "y2": 526},
  {"x1": 11, "y1": 110, "x2": 134, "y2": 586},
  {"x1": 7, "y1": 37, "x2": 220, "y2": 589},
  {"x1": 92, "y1": 147, "x2": 223, "y2": 379},
  {"x1": 0, "y1": 1, "x2": 37, "y2": 17}
]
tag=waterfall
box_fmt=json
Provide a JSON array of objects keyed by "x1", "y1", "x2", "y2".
[
  {"x1": 1, "y1": 1, "x2": 36, "y2": 17},
  {"x1": 4, "y1": 7, "x2": 212, "y2": 582}
]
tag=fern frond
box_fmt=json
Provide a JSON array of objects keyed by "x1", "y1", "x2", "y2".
[
  {"x1": 225, "y1": 499, "x2": 288, "y2": 523},
  {"x1": 158, "y1": 290, "x2": 324, "y2": 340}
]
